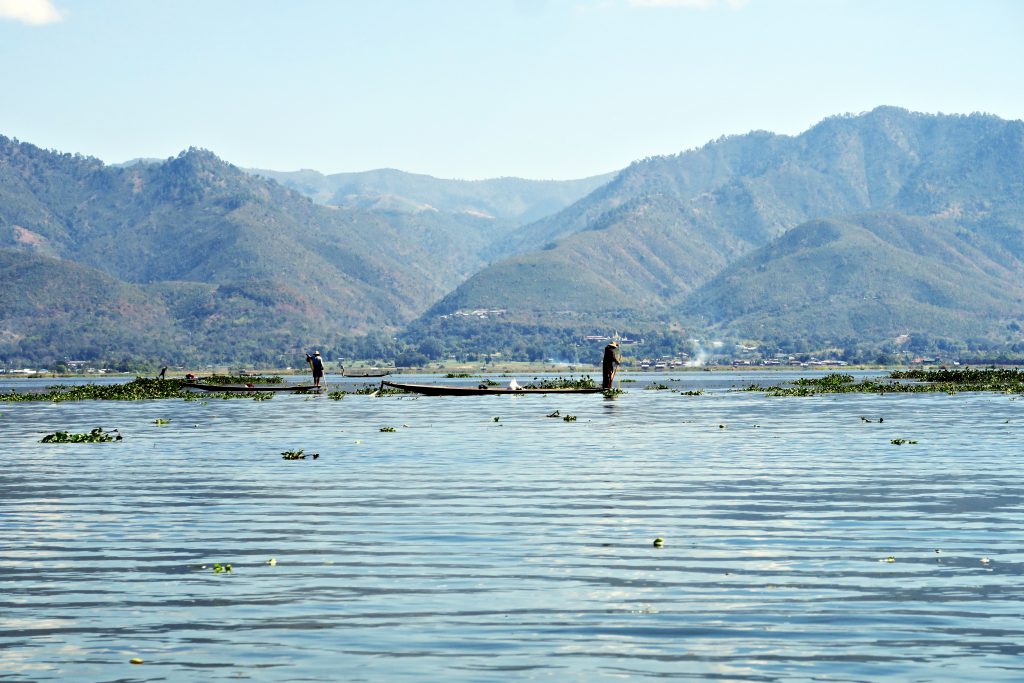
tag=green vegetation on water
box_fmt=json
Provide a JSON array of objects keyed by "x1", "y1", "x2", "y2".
[
  {"x1": 1, "y1": 378, "x2": 274, "y2": 402},
  {"x1": 282, "y1": 449, "x2": 318, "y2": 460},
  {"x1": 524, "y1": 376, "x2": 597, "y2": 390},
  {"x1": 41, "y1": 427, "x2": 122, "y2": 443},
  {"x1": 745, "y1": 369, "x2": 1024, "y2": 396},
  {"x1": 200, "y1": 374, "x2": 284, "y2": 385}
]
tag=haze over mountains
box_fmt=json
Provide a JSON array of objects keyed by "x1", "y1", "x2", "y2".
[{"x1": 2, "y1": 106, "x2": 1023, "y2": 366}]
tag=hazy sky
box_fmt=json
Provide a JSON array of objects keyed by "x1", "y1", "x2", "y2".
[{"x1": 2, "y1": 0, "x2": 1022, "y2": 179}]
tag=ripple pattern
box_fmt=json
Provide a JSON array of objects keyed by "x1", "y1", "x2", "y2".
[{"x1": 1, "y1": 374, "x2": 1022, "y2": 681}]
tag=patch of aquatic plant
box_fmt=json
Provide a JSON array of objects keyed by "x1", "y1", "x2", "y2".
[
  {"x1": 349, "y1": 383, "x2": 403, "y2": 395},
  {"x1": 890, "y1": 438, "x2": 919, "y2": 445},
  {"x1": 153, "y1": 418, "x2": 171, "y2": 425},
  {"x1": 328, "y1": 391, "x2": 345, "y2": 400},
  {"x1": 890, "y1": 367, "x2": 1024, "y2": 389},
  {"x1": 41, "y1": 427, "x2": 122, "y2": 443},
  {"x1": 445, "y1": 372, "x2": 472, "y2": 378},
  {"x1": 681, "y1": 390, "x2": 703, "y2": 396},
  {"x1": 525, "y1": 376, "x2": 597, "y2": 390},
  {"x1": 209, "y1": 563, "x2": 232, "y2": 573},
  {"x1": 380, "y1": 426, "x2": 397, "y2": 432},
  {"x1": 562, "y1": 414, "x2": 577, "y2": 422},
  {"x1": 748, "y1": 368, "x2": 1024, "y2": 396},
  {"x1": 282, "y1": 449, "x2": 319, "y2": 459},
  {"x1": 793, "y1": 373, "x2": 855, "y2": 387},
  {"x1": 1, "y1": 377, "x2": 270, "y2": 402},
  {"x1": 645, "y1": 383, "x2": 670, "y2": 390},
  {"x1": 202, "y1": 374, "x2": 284, "y2": 385},
  {"x1": 602, "y1": 388, "x2": 624, "y2": 397}
]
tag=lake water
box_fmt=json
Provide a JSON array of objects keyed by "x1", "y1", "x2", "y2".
[{"x1": 1, "y1": 371, "x2": 1022, "y2": 682}]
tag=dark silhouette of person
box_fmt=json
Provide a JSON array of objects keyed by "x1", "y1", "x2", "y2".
[{"x1": 602, "y1": 341, "x2": 621, "y2": 390}]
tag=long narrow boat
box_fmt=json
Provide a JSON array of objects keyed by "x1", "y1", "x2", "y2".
[
  {"x1": 182, "y1": 382, "x2": 322, "y2": 393},
  {"x1": 382, "y1": 381, "x2": 604, "y2": 396}
]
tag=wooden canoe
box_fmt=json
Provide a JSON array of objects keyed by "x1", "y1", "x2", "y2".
[
  {"x1": 182, "y1": 382, "x2": 322, "y2": 393},
  {"x1": 382, "y1": 381, "x2": 604, "y2": 396}
]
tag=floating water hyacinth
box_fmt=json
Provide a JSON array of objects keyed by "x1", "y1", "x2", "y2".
[
  {"x1": 41, "y1": 427, "x2": 122, "y2": 443},
  {"x1": 3, "y1": 377, "x2": 274, "y2": 402},
  {"x1": 282, "y1": 449, "x2": 318, "y2": 460}
]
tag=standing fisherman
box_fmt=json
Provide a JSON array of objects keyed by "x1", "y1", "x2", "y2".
[
  {"x1": 602, "y1": 341, "x2": 621, "y2": 390},
  {"x1": 306, "y1": 351, "x2": 325, "y2": 388}
]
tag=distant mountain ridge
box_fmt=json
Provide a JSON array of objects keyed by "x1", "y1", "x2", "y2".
[
  {"x1": 248, "y1": 166, "x2": 615, "y2": 230},
  {"x1": 3, "y1": 106, "x2": 1024, "y2": 366},
  {"x1": 1, "y1": 139, "x2": 586, "y2": 364},
  {"x1": 424, "y1": 107, "x2": 1024, "y2": 347}
]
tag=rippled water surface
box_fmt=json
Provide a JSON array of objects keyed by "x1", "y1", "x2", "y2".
[{"x1": 2, "y1": 372, "x2": 1022, "y2": 682}]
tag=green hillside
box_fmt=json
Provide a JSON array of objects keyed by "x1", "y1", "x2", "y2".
[
  {"x1": 418, "y1": 108, "x2": 1024, "y2": 354},
  {"x1": 0, "y1": 139, "x2": 544, "y2": 365},
  {"x1": 0, "y1": 248, "x2": 180, "y2": 364},
  {"x1": 679, "y1": 214, "x2": 1024, "y2": 344},
  {"x1": 4, "y1": 107, "x2": 1024, "y2": 367}
]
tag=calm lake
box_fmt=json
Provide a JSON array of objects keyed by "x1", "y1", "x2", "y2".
[{"x1": 1, "y1": 371, "x2": 1022, "y2": 682}]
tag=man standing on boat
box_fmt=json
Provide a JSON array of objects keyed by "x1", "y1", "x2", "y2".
[
  {"x1": 306, "y1": 351, "x2": 325, "y2": 388},
  {"x1": 602, "y1": 341, "x2": 621, "y2": 390}
]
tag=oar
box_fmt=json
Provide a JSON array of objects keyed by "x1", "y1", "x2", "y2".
[{"x1": 368, "y1": 380, "x2": 384, "y2": 398}]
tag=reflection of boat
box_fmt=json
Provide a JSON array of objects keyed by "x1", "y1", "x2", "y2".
[
  {"x1": 182, "y1": 382, "x2": 322, "y2": 393},
  {"x1": 383, "y1": 381, "x2": 604, "y2": 396}
]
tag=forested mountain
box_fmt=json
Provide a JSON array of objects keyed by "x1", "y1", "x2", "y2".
[
  {"x1": 680, "y1": 213, "x2": 1024, "y2": 343},
  {"x1": 0, "y1": 139, "x2": 539, "y2": 365},
  {"x1": 421, "y1": 107, "x2": 1024, "y2": 351},
  {"x1": 3, "y1": 107, "x2": 1024, "y2": 367}
]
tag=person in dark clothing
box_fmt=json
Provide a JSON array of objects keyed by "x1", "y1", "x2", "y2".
[
  {"x1": 306, "y1": 351, "x2": 325, "y2": 388},
  {"x1": 602, "y1": 341, "x2": 621, "y2": 390},
  {"x1": 158, "y1": 366, "x2": 167, "y2": 379}
]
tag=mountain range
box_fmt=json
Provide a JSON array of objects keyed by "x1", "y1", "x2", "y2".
[
  {"x1": 423, "y1": 107, "x2": 1024, "y2": 351},
  {"x1": 2, "y1": 106, "x2": 1023, "y2": 367}
]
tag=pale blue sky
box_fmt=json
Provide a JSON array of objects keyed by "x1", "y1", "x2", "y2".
[{"x1": 2, "y1": 0, "x2": 1022, "y2": 179}]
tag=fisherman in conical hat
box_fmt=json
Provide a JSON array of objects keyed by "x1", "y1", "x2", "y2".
[
  {"x1": 602, "y1": 340, "x2": 621, "y2": 390},
  {"x1": 306, "y1": 350, "x2": 325, "y2": 388}
]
